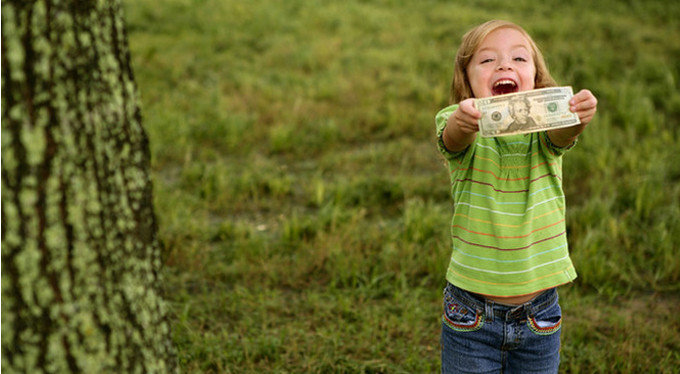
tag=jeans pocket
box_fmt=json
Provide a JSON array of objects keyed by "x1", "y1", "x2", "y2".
[
  {"x1": 527, "y1": 301, "x2": 562, "y2": 336},
  {"x1": 442, "y1": 286, "x2": 484, "y2": 332}
]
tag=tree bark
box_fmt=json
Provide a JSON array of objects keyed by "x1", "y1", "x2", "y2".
[{"x1": 1, "y1": 1, "x2": 178, "y2": 372}]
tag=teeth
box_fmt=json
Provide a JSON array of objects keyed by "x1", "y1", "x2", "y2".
[{"x1": 494, "y1": 80, "x2": 516, "y2": 87}]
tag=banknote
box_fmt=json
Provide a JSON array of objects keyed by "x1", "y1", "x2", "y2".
[{"x1": 475, "y1": 87, "x2": 581, "y2": 137}]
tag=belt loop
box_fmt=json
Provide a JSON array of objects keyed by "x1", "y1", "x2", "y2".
[
  {"x1": 523, "y1": 301, "x2": 534, "y2": 319},
  {"x1": 485, "y1": 300, "x2": 495, "y2": 323}
]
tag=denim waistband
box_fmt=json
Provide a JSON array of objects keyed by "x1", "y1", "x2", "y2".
[{"x1": 445, "y1": 283, "x2": 558, "y2": 321}]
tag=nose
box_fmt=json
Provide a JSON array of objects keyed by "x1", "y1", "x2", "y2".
[{"x1": 496, "y1": 59, "x2": 513, "y2": 71}]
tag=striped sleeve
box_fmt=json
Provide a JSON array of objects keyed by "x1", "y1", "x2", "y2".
[{"x1": 434, "y1": 104, "x2": 467, "y2": 160}]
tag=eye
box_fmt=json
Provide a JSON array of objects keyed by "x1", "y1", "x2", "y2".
[
  {"x1": 514, "y1": 57, "x2": 527, "y2": 62},
  {"x1": 481, "y1": 58, "x2": 494, "y2": 64}
]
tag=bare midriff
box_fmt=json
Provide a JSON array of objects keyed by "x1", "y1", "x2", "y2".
[{"x1": 481, "y1": 290, "x2": 544, "y2": 306}]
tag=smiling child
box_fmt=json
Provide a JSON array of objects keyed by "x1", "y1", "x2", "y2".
[{"x1": 435, "y1": 20, "x2": 597, "y2": 373}]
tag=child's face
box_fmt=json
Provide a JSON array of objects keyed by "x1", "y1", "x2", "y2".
[{"x1": 466, "y1": 27, "x2": 536, "y2": 98}]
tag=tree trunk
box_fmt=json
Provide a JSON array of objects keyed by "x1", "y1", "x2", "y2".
[{"x1": 1, "y1": 1, "x2": 177, "y2": 372}]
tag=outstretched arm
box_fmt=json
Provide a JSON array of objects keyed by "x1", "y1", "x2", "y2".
[{"x1": 442, "y1": 98, "x2": 481, "y2": 152}]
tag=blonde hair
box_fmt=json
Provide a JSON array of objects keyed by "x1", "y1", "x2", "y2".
[{"x1": 449, "y1": 20, "x2": 556, "y2": 104}]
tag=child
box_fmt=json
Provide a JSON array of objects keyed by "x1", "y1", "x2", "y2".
[{"x1": 435, "y1": 20, "x2": 597, "y2": 373}]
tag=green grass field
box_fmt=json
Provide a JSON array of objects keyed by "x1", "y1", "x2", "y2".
[{"x1": 123, "y1": 0, "x2": 680, "y2": 372}]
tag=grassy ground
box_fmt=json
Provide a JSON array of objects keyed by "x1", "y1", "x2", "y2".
[{"x1": 124, "y1": 0, "x2": 680, "y2": 372}]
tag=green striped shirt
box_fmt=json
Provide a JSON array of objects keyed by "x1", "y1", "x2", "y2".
[{"x1": 435, "y1": 104, "x2": 577, "y2": 297}]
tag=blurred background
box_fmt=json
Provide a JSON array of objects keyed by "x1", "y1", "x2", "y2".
[{"x1": 123, "y1": 0, "x2": 680, "y2": 372}]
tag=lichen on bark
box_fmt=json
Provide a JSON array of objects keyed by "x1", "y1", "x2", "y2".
[{"x1": 1, "y1": 1, "x2": 178, "y2": 372}]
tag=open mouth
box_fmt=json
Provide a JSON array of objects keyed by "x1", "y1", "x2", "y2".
[{"x1": 492, "y1": 79, "x2": 518, "y2": 96}]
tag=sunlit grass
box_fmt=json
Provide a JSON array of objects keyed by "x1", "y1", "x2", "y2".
[{"x1": 125, "y1": 0, "x2": 680, "y2": 372}]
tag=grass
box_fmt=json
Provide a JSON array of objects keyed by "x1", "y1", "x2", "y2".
[{"x1": 123, "y1": 0, "x2": 680, "y2": 372}]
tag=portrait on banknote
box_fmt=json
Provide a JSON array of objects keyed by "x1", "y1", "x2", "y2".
[{"x1": 506, "y1": 96, "x2": 538, "y2": 133}]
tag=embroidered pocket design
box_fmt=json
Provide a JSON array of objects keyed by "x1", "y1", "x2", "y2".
[
  {"x1": 527, "y1": 303, "x2": 562, "y2": 336},
  {"x1": 528, "y1": 316, "x2": 561, "y2": 335},
  {"x1": 442, "y1": 299, "x2": 484, "y2": 332}
]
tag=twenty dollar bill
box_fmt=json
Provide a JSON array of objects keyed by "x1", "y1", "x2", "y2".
[{"x1": 475, "y1": 87, "x2": 580, "y2": 137}]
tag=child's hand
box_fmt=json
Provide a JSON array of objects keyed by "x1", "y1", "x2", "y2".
[
  {"x1": 450, "y1": 98, "x2": 482, "y2": 134},
  {"x1": 569, "y1": 89, "x2": 598, "y2": 126},
  {"x1": 547, "y1": 89, "x2": 598, "y2": 147},
  {"x1": 442, "y1": 99, "x2": 481, "y2": 152}
]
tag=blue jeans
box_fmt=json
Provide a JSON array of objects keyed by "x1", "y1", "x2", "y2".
[{"x1": 440, "y1": 283, "x2": 562, "y2": 374}]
